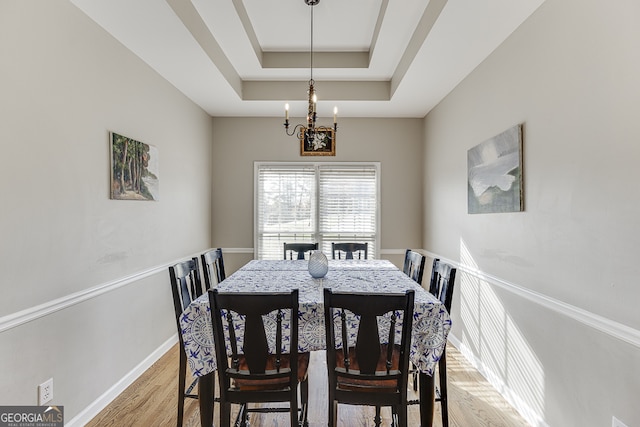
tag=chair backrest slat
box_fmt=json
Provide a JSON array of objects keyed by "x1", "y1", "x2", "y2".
[
  {"x1": 340, "y1": 309, "x2": 350, "y2": 371},
  {"x1": 223, "y1": 311, "x2": 239, "y2": 370},
  {"x1": 275, "y1": 309, "x2": 283, "y2": 371},
  {"x1": 169, "y1": 258, "x2": 203, "y2": 318},
  {"x1": 355, "y1": 311, "x2": 382, "y2": 374},
  {"x1": 429, "y1": 258, "x2": 456, "y2": 311},
  {"x1": 386, "y1": 311, "x2": 397, "y2": 372},
  {"x1": 332, "y1": 242, "x2": 368, "y2": 260},
  {"x1": 243, "y1": 312, "x2": 270, "y2": 373},
  {"x1": 403, "y1": 249, "x2": 426, "y2": 284},
  {"x1": 201, "y1": 248, "x2": 226, "y2": 289},
  {"x1": 283, "y1": 242, "x2": 318, "y2": 260}
]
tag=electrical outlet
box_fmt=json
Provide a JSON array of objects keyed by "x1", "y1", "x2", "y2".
[
  {"x1": 38, "y1": 378, "x2": 53, "y2": 405},
  {"x1": 612, "y1": 416, "x2": 628, "y2": 427}
]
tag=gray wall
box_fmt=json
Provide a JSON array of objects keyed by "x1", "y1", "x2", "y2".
[
  {"x1": 423, "y1": 0, "x2": 640, "y2": 425},
  {"x1": 0, "y1": 1, "x2": 213, "y2": 422},
  {"x1": 3, "y1": 0, "x2": 637, "y2": 426},
  {"x1": 211, "y1": 117, "x2": 424, "y2": 271}
]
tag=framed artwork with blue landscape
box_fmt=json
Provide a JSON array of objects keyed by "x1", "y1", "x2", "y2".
[{"x1": 467, "y1": 124, "x2": 523, "y2": 214}]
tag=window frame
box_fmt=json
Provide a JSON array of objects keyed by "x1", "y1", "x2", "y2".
[{"x1": 254, "y1": 161, "x2": 381, "y2": 260}]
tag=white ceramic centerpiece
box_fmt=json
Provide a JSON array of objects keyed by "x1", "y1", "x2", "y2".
[{"x1": 308, "y1": 251, "x2": 329, "y2": 278}]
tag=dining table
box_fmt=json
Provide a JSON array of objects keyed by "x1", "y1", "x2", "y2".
[{"x1": 179, "y1": 259, "x2": 451, "y2": 426}]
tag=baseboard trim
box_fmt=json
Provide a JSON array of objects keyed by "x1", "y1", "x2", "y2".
[
  {"x1": 448, "y1": 334, "x2": 551, "y2": 427},
  {"x1": 423, "y1": 251, "x2": 640, "y2": 350},
  {"x1": 65, "y1": 334, "x2": 178, "y2": 427}
]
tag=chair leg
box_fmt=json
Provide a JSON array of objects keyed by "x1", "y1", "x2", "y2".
[
  {"x1": 374, "y1": 406, "x2": 382, "y2": 427},
  {"x1": 412, "y1": 362, "x2": 419, "y2": 392},
  {"x1": 328, "y1": 399, "x2": 337, "y2": 427},
  {"x1": 418, "y1": 372, "x2": 435, "y2": 427},
  {"x1": 396, "y1": 404, "x2": 407, "y2": 427},
  {"x1": 177, "y1": 350, "x2": 187, "y2": 427},
  {"x1": 291, "y1": 395, "x2": 299, "y2": 427},
  {"x1": 390, "y1": 406, "x2": 397, "y2": 427},
  {"x1": 439, "y1": 348, "x2": 449, "y2": 427},
  {"x1": 219, "y1": 402, "x2": 231, "y2": 427},
  {"x1": 241, "y1": 404, "x2": 249, "y2": 427},
  {"x1": 300, "y1": 378, "x2": 309, "y2": 426}
]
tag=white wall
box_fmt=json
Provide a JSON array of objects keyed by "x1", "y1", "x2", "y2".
[
  {"x1": 210, "y1": 117, "x2": 425, "y2": 271},
  {"x1": 423, "y1": 0, "x2": 640, "y2": 425},
  {"x1": 0, "y1": 1, "x2": 213, "y2": 422}
]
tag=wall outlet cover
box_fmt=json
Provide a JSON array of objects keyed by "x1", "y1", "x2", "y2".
[
  {"x1": 38, "y1": 378, "x2": 53, "y2": 405},
  {"x1": 612, "y1": 416, "x2": 628, "y2": 427}
]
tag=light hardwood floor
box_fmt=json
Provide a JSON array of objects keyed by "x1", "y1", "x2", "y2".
[{"x1": 87, "y1": 343, "x2": 530, "y2": 427}]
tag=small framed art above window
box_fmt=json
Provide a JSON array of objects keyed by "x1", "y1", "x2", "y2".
[{"x1": 300, "y1": 128, "x2": 335, "y2": 156}]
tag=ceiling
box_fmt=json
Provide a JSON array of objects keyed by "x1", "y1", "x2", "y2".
[{"x1": 70, "y1": 0, "x2": 545, "y2": 119}]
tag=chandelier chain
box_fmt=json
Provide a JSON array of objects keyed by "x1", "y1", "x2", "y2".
[{"x1": 310, "y1": 4, "x2": 313, "y2": 82}]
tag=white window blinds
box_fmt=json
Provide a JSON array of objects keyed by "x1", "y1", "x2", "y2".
[
  {"x1": 256, "y1": 166, "x2": 316, "y2": 260},
  {"x1": 255, "y1": 163, "x2": 379, "y2": 260},
  {"x1": 318, "y1": 166, "x2": 378, "y2": 257}
]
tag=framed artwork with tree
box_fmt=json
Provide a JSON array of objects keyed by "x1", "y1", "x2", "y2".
[{"x1": 110, "y1": 132, "x2": 159, "y2": 201}]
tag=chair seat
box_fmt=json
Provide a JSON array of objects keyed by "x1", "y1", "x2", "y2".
[
  {"x1": 335, "y1": 345, "x2": 401, "y2": 392},
  {"x1": 232, "y1": 352, "x2": 310, "y2": 391}
]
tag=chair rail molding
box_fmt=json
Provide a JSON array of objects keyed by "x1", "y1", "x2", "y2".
[
  {"x1": 219, "y1": 247, "x2": 254, "y2": 253},
  {"x1": 423, "y1": 250, "x2": 640, "y2": 350},
  {"x1": 7, "y1": 247, "x2": 636, "y2": 350},
  {"x1": 0, "y1": 250, "x2": 210, "y2": 333}
]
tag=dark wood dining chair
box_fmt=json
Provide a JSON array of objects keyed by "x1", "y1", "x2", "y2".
[
  {"x1": 283, "y1": 242, "x2": 318, "y2": 260},
  {"x1": 410, "y1": 258, "x2": 457, "y2": 427},
  {"x1": 209, "y1": 288, "x2": 309, "y2": 427},
  {"x1": 323, "y1": 288, "x2": 415, "y2": 427},
  {"x1": 331, "y1": 242, "x2": 368, "y2": 260},
  {"x1": 403, "y1": 249, "x2": 426, "y2": 284},
  {"x1": 168, "y1": 258, "x2": 211, "y2": 427},
  {"x1": 201, "y1": 248, "x2": 226, "y2": 289}
]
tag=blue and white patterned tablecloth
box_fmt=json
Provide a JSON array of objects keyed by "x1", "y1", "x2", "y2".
[
  {"x1": 180, "y1": 259, "x2": 451, "y2": 378},
  {"x1": 239, "y1": 259, "x2": 398, "y2": 271}
]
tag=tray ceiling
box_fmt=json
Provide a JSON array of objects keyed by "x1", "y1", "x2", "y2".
[{"x1": 70, "y1": 0, "x2": 545, "y2": 118}]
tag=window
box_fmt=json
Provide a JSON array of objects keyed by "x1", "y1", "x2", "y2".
[{"x1": 255, "y1": 162, "x2": 379, "y2": 260}]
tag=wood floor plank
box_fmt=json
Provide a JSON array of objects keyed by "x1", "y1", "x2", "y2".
[{"x1": 87, "y1": 343, "x2": 530, "y2": 426}]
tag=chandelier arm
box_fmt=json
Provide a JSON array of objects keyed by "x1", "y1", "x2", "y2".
[{"x1": 284, "y1": 122, "x2": 306, "y2": 137}]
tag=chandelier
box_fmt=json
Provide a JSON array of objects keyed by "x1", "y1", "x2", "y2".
[{"x1": 284, "y1": 0, "x2": 337, "y2": 147}]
